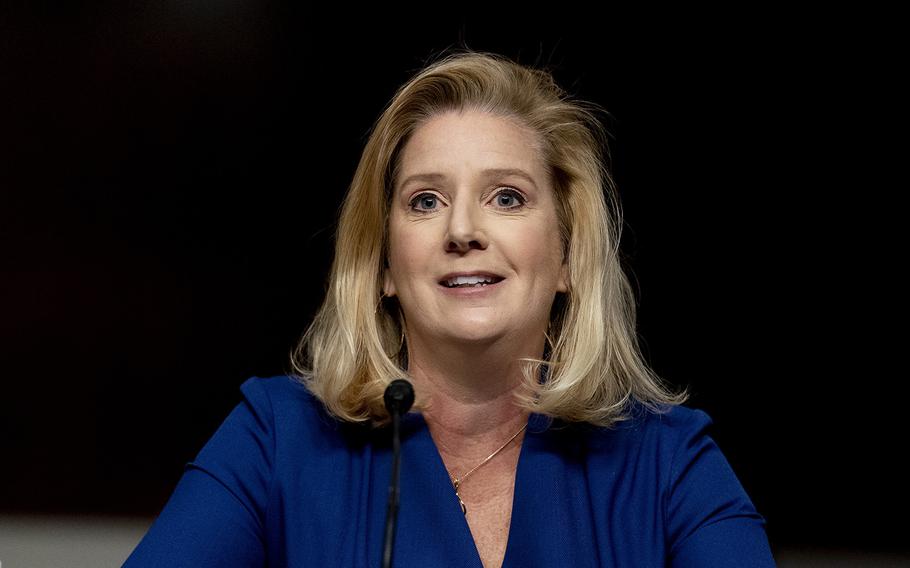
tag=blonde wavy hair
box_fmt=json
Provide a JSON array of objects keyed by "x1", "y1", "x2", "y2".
[{"x1": 289, "y1": 49, "x2": 687, "y2": 426}]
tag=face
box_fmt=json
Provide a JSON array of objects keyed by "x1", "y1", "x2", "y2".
[{"x1": 384, "y1": 110, "x2": 568, "y2": 349}]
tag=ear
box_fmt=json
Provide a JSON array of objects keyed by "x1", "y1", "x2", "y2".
[
  {"x1": 383, "y1": 268, "x2": 398, "y2": 298},
  {"x1": 556, "y1": 260, "x2": 569, "y2": 294}
]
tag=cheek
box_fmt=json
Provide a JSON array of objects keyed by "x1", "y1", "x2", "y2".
[
  {"x1": 515, "y1": 222, "x2": 564, "y2": 270},
  {"x1": 388, "y1": 223, "x2": 430, "y2": 277}
]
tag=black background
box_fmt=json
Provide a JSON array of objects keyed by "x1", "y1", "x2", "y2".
[{"x1": 2, "y1": 3, "x2": 901, "y2": 557}]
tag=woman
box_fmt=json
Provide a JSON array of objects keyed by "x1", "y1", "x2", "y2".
[{"x1": 124, "y1": 50, "x2": 775, "y2": 567}]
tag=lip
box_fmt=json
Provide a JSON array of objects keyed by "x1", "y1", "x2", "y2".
[
  {"x1": 438, "y1": 271, "x2": 505, "y2": 284},
  {"x1": 437, "y1": 272, "x2": 506, "y2": 296}
]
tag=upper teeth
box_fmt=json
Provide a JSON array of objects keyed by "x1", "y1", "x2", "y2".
[{"x1": 445, "y1": 275, "x2": 496, "y2": 287}]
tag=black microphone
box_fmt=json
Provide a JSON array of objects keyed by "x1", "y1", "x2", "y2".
[{"x1": 381, "y1": 379, "x2": 415, "y2": 568}]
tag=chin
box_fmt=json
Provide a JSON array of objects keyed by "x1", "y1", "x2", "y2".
[{"x1": 438, "y1": 325, "x2": 506, "y2": 345}]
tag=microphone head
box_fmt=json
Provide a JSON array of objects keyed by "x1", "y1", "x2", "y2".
[{"x1": 383, "y1": 379, "x2": 415, "y2": 415}]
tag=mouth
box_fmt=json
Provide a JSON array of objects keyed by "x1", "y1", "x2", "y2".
[{"x1": 438, "y1": 273, "x2": 506, "y2": 289}]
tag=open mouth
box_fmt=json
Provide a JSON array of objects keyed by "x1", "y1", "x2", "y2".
[{"x1": 439, "y1": 275, "x2": 506, "y2": 288}]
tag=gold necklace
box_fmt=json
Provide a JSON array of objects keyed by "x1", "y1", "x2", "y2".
[{"x1": 449, "y1": 423, "x2": 527, "y2": 515}]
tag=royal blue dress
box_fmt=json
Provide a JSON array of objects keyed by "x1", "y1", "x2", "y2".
[{"x1": 123, "y1": 375, "x2": 775, "y2": 567}]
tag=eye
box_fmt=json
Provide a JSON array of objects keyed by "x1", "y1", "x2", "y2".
[
  {"x1": 492, "y1": 188, "x2": 526, "y2": 210},
  {"x1": 408, "y1": 192, "x2": 441, "y2": 213}
]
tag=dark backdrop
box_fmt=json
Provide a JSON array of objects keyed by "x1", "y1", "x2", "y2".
[{"x1": 2, "y1": 4, "x2": 899, "y2": 557}]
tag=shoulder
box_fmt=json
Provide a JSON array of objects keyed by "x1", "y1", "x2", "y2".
[
  {"x1": 636, "y1": 404, "x2": 716, "y2": 475},
  {"x1": 641, "y1": 403, "x2": 714, "y2": 454},
  {"x1": 581, "y1": 402, "x2": 714, "y2": 456},
  {"x1": 236, "y1": 373, "x2": 342, "y2": 429},
  {"x1": 237, "y1": 373, "x2": 310, "y2": 401},
  {"x1": 236, "y1": 373, "x2": 312, "y2": 409},
  {"x1": 233, "y1": 374, "x2": 364, "y2": 452},
  {"x1": 568, "y1": 402, "x2": 722, "y2": 495},
  {"x1": 632, "y1": 402, "x2": 713, "y2": 434},
  {"x1": 613, "y1": 406, "x2": 772, "y2": 561},
  {"x1": 194, "y1": 375, "x2": 331, "y2": 462}
]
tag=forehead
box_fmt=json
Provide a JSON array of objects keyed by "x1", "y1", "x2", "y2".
[{"x1": 395, "y1": 111, "x2": 547, "y2": 190}]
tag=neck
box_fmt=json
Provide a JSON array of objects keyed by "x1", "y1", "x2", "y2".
[{"x1": 404, "y1": 332, "x2": 543, "y2": 457}]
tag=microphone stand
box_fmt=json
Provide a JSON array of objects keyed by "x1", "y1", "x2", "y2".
[{"x1": 381, "y1": 379, "x2": 415, "y2": 568}]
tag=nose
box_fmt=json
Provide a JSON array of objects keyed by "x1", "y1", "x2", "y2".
[{"x1": 445, "y1": 197, "x2": 488, "y2": 253}]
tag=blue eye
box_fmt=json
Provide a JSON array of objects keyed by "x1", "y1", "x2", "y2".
[
  {"x1": 495, "y1": 189, "x2": 525, "y2": 209},
  {"x1": 409, "y1": 193, "x2": 439, "y2": 212},
  {"x1": 408, "y1": 188, "x2": 525, "y2": 213}
]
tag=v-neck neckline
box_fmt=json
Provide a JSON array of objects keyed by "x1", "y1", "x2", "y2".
[{"x1": 399, "y1": 410, "x2": 553, "y2": 568}]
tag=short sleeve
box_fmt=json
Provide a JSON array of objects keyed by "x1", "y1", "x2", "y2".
[
  {"x1": 665, "y1": 409, "x2": 776, "y2": 567},
  {"x1": 122, "y1": 377, "x2": 274, "y2": 568}
]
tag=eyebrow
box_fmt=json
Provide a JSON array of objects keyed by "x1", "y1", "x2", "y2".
[{"x1": 397, "y1": 168, "x2": 539, "y2": 192}]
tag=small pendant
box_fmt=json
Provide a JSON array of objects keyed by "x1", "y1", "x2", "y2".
[{"x1": 452, "y1": 478, "x2": 467, "y2": 515}]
